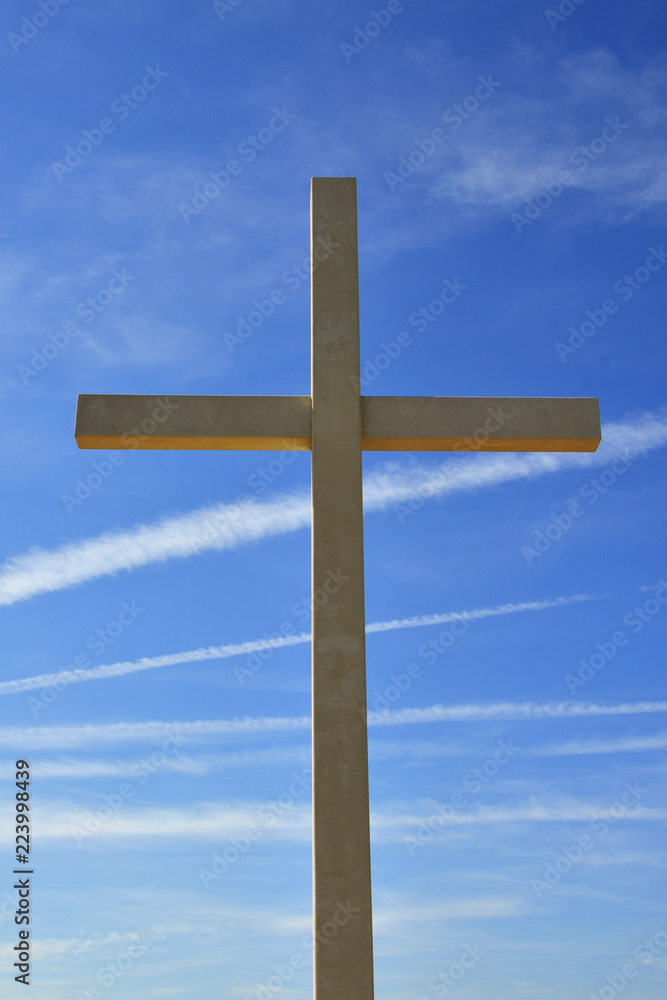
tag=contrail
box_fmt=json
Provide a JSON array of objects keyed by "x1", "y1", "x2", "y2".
[
  {"x1": 0, "y1": 594, "x2": 592, "y2": 696},
  {"x1": 0, "y1": 410, "x2": 664, "y2": 607},
  {"x1": 1, "y1": 699, "x2": 666, "y2": 749}
]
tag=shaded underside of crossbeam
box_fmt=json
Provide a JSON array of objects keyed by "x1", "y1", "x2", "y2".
[{"x1": 75, "y1": 394, "x2": 601, "y2": 452}]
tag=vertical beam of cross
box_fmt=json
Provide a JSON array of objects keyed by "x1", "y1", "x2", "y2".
[{"x1": 311, "y1": 177, "x2": 374, "y2": 1000}]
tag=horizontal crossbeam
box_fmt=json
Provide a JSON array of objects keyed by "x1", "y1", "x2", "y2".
[
  {"x1": 361, "y1": 396, "x2": 601, "y2": 452},
  {"x1": 74, "y1": 394, "x2": 313, "y2": 450},
  {"x1": 75, "y1": 394, "x2": 601, "y2": 453}
]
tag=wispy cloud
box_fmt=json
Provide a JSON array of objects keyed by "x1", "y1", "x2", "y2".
[
  {"x1": 4, "y1": 796, "x2": 666, "y2": 843},
  {"x1": 361, "y1": 410, "x2": 667, "y2": 509},
  {"x1": 6, "y1": 724, "x2": 666, "y2": 780},
  {"x1": 0, "y1": 922, "x2": 217, "y2": 962},
  {"x1": 0, "y1": 715, "x2": 310, "y2": 750},
  {"x1": 0, "y1": 746, "x2": 310, "y2": 780},
  {"x1": 0, "y1": 410, "x2": 665, "y2": 608},
  {"x1": 0, "y1": 594, "x2": 592, "y2": 695},
  {"x1": 0, "y1": 929, "x2": 143, "y2": 962},
  {"x1": 2, "y1": 700, "x2": 667, "y2": 750},
  {"x1": 372, "y1": 799, "x2": 667, "y2": 833},
  {"x1": 427, "y1": 50, "x2": 667, "y2": 219},
  {"x1": 369, "y1": 700, "x2": 667, "y2": 726},
  {"x1": 372, "y1": 896, "x2": 526, "y2": 929},
  {"x1": 0, "y1": 491, "x2": 311, "y2": 607},
  {"x1": 0, "y1": 629, "x2": 311, "y2": 696},
  {"x1": 0, "y1": 800, "x2": 312, "y2": 842},
  {"x1": 531, "y1": 732, "x2": 667, "y2": 757}
]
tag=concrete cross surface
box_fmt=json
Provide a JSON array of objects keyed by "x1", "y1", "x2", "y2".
[{"x1": 75, "y1": 177, "x2": 601, "y2": 1000}]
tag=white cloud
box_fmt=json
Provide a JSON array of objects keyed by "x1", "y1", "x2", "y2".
[
  {"x1": 368, "y1": 700, "x2": 667, "y2": 726},
  {"x1": 364, "y1": 594, "x2": 592, "y2": 634},
  {"x1": 428, "y1": 50, "x2": 667, "y2": 219},
  {"x1": 0, "y1": 715, "x2": 310, "y2": 750},
  {"x1": 2, "y1": 699, "x2": 667, "y2": 750},
  {"x1": 0, "y1": 746, "x2": 310, "y2": 780},
  {"x1": 0, "y1": 929, "x2": 143, "y2": 962},
  {"x1": 0, "y1": 410, "x2": 665, "y2": 608},
  {"x1": 3, "y1": 796, "x2": 665, "y2": 844},
  {"x1": 4, "y1": 724, "x2": 666, "y2": 781},
  {"x1": 369, "y1": 798, "x2": 667, "y2": 842},
  {"x1": 0, "y1": 629, "x2": 312, "y2": 695},
  {"x1": 531, "y1": 732, "x2": 667, "y2": 756},
  {"x1": 0, "y1": 921, "x2": 217, "y2": 963},
  {"x1": 0, "y1": 490, "x2": 310, "y2": 607},
  {"x1": 372, "y1": 896, "x2": 526, "y2": 929},
  {"x1": 0, "y1": 594, "x2": 592, "y2": 695},
  {"x1": 0, "y1": 799, "x2": 312, "y2": 842}
]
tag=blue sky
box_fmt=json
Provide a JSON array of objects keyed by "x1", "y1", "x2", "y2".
[{"x1": 1, "y1": 0, "x2": 667, "y2": 997}]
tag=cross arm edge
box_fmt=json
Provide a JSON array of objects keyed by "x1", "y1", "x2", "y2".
[
  {"x1": 74, "y1": 393, "x2": 313, "y2": 451},
  {"x1": 360, "y1": 396, "x2": 602, "y2": 453}
]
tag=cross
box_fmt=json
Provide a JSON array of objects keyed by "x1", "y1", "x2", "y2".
[{"x1": 75, "y1": 177, "x2": 601, "y2": 1000}]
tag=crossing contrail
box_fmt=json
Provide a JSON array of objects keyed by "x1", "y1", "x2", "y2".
[{"x1": 0, "y1": 594, "x2": 591, "y2": 695}]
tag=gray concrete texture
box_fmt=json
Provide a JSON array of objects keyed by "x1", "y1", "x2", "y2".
[{"x1": 76, "y1": 394, "x2": 600, "y2": 452}]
